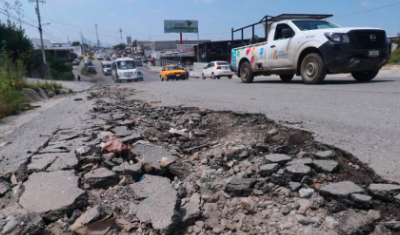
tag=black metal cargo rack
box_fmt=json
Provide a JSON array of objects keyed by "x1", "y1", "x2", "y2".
[{"x1": 231, "y1": 14, "x2": 333, "y2": 43}]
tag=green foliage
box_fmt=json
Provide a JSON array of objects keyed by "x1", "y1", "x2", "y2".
[
  {"x1": 389, "y1": 49, "x2": 400, "y2": 65},
  {"x1": 114, "y1": 43, "x2": 126, "y2": 51},
  {"x1": 71, "y1": 41, "x2": 81, "y2": 46},
  {"x1": 27, "y1": 51, "x2": 75, "y2": 80},
  {"x1": 0, "y1": 20, "x2": 33, "y2": 62}
]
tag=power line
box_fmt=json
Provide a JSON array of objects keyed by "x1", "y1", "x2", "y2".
[{"x1": 334, "y1": 1, "x2": 400, "y2": 18}]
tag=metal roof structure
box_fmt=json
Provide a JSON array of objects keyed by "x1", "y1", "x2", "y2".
[{"x1": 231, "y1": 14, "x2": 333, "y2": 43}]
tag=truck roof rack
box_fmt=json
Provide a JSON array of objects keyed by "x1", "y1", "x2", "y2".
[
  {"x1": 264, "y1": 14, "x2": 333, "y2": 22},
  {"x1": 231, "y1": 14, "x2": 333, "y2": 44}
]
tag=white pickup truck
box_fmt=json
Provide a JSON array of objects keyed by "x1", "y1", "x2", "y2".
[{"x1": 231, "y1": 14, "x2": 391, "y2": 84}]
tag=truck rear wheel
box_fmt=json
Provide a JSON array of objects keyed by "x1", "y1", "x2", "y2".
[
  {"x1": 280, "y1": 74, "x2": 294, "y2": 82},
  {"x1": 300, "y1": 53, "x2": 326, "y2": 84},
  {"x1": 352, "y1": 71, "x2": 379, "y2": 82},
  {"x1": 240, "y1": 61, "x2": 254, "y2": 83}
]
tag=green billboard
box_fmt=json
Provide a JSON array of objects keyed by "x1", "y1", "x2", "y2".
[{"x1": 164, "y1": 20, "x2": 198, "y2": 33}]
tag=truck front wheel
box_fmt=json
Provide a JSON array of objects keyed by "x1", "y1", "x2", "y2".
[
  {"x1": 240, "y1": 61, "x2": 254, "y2": 83},
  {"x1": 280, "y1": 74, "x2": 294, "y2": 82},
  {"x1": 351, "y1": 71, "x2": 379, "y2": 82},
  {"x1": 300, "y1": 53, "x2": 327, "y2": 84}
]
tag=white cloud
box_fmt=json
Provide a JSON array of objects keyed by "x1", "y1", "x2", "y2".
[
  {"x1": 202, "y1": 0, "x2": 213, "y2": 3},
  {"x1": 192, "y1": 0, "x2": 199, "y2": 3},
  {"x1": 108, "y1": 12, "x2": 115, "y2": 16},
  {"x1": 361, "y1": 2, "x2": 370, "y2": 6}
]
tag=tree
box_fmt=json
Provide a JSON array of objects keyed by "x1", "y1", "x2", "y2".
[
  {"x1": 71, "y1": 41, "x2": 81, "y2": 46},
  {"x1": 113, "y1": 43, "x2": 126, "y2": 51},
  {"x1": 0, "y1": 20, "x2": 33, "y2": 62}
]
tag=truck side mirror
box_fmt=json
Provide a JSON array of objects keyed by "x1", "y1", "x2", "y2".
[{"x1": 281, "y1": 28, "x2": 294, "y2": 38}]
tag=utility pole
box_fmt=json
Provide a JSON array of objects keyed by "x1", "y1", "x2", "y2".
[
  {"x1": 95, "y1": 24, "x2": 100, "y2": 50},
  {"x1": 30, "y1": 0, "x2": 46, "y2": 65},
  {"x1": 80, "y1": 31, "x2": 85, "y2": 56},
  {"x1": 119, "y1": 27, "x2": 123, "y2": 44}
]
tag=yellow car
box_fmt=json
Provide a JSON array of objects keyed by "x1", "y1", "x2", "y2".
[{"x1": 160, "y1": 65, "x2": 188, "y2": 81}]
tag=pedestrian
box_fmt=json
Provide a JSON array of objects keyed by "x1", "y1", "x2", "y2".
[{"x1": 77, "y1": 75, "x2": 81, "y2": 81}]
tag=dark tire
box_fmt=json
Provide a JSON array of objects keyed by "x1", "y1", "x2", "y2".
[
  {"x1": 161, "y1": 76, "x2": 164, "y2": 81},
  {"x1": 228, "y1": 76, "x2": 233, "y2": 79},
  {"x1": 300, "y1": 53, "x2": 327, "y2": 84},
  {"x1": 240, "y1": 61, "x2": 254, "y2": 83},
  {"x1": 280, "y1": 74, "x2": 294, "y2": 82},
  {"x1": 167, "y1": 76, "x2": 170, "y2": 81},
  {"x1": 217, "y1": 76, "x2": 220, "y2": 79},
  {"x1": 211, "y1": 73, "x2": 216, "y2": 79},
  {"x1": 351, "y1": 71, "x2": 379, "y2": 82},
  {"x1": 202, "y1": 73, "x2": 206, "y2": 80}
]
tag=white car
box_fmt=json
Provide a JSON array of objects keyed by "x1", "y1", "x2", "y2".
[
  {"x1": 101, "y1": 61, "x2": 112, "y2": 75},
  {"x1": 111, "y1": 58, "x2": 143, "y2": 83},
  {"x1": 202, "y1": 61, "x2": 234, "y2": 79},
  {"x1": 97, "y1": 54, "x2": 104, "y2": 60}
]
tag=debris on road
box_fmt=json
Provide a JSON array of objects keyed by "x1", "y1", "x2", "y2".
[{"x1": 1, "y1": 85, "x2": 400, "y2": 234}]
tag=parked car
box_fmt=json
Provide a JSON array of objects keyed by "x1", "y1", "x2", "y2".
[
  {"x1": 87, "y1": 65, "x2": 96, "y2": 74},
  {"x1": 202, "y1": 61, "x2": 233, "y2": 79},
  {"x1": 160, "y1": 65, "x2": 188, "y2": 81},
  {"x1": 72, "y1": 58, "x2": 80, "y2": 65},
  {"x1": 85, "y1": 60, "x2": 93, "y2": 66},
  {"x1": 111, "y1": 58, "x2": 143, "y2": 82},
  {"x1": 101, "y1": 61, "x2": 112, "y2": 75}
]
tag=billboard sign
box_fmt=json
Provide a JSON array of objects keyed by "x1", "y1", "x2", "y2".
[{"x1": 164, "y1": 20, "x2": 198, "y2": 33}]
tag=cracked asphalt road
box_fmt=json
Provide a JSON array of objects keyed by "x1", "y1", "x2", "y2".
[{"x1": 1, "y1": 59, "x2": 399, "y2": 184}]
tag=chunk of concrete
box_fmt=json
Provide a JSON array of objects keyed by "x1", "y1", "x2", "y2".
[
  {"x1": 368, "y1": 184, "x2": 400, "y2": 200},
  {"x1": 46, "y1": 152, "x2": 78, "y2": 171},
  {"x1": 136, "y1": 182, "x2": 180, "y2": 233},
  {"x1": 264, "y1": 154, "x2": 292, "y2": 165},
  {"x1": 180, "y1": 202, "x2": 201, "y2": 225},
  {"x1": 19, "y1": 170, "x2": 86, "y2": 221},
  {"x1": 129, "y1": 174, "x2": 173, "y2": 200},
  {"x1": 23, "y1": 88, "x2": 43, "y2": 102},
  {"x1": 112, "y1": 162, "x2": 143, "y2": 177},
  {"x1": 131, "y1": 142, "x2": 176, "y2": 171},
  {"x1": 285, "y1": 164, "x2": 311, "y2": 182},
  {"x1": 312, "y1": 160, "x2": 339, "y2": 173},
  {"x1": 339, "y1": 210, "x2": 375, "y2": 235},
  {"x1": 84, "y1": 168, "x2": 119, "y2": 188},
  {"x1": 314, "y1": 150, "x2": 335, "y2": 159},
  {"x1": 286, "y1": 158, "x2": 313, "y2": 166},
  {"x1": 224, "y1": 177, "x2": 258, "y2": 197},
  {"x1": 111, "y1": 126, "x2": 131, "y2": 137},
  {"x1": 259, "y1": 164, "x2": 280, "y2": 177},
  {"x1": 320, "y1": 181, "x2": 364, "y2": 199},
  {"x1": 28, "y1": 154, "x2": 56, "y2": 172}
]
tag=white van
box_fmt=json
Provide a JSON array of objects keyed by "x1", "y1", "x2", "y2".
[
  {"x1": 111, "y1": 58, "x2": 144, "y2": 83},
  {"x1": 101, "y1": 61, "x2": 112, "y2": 75}
]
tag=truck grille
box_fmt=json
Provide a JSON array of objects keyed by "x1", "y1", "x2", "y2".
[{"x1": 349, "y1": 30, "x2": 386, "y2": 49}]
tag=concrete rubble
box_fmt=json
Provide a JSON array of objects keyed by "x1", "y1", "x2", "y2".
[{"x1": 1, "y1": 86, "x2": 400, "y2": 235}]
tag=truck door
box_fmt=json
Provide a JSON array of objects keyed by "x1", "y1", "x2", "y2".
[{"x1": 267, "y1": 23, "x2": 296, "y2": 69}]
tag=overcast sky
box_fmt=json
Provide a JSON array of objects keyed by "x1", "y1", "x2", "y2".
[{"x1": 1, "y1": 0, "x2": 399, "y2": 46}]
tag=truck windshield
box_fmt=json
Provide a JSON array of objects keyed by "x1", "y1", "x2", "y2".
[
  {"x1": 293, "y1": 21, "x2": 339, "y2": 31},
  {"x1": 102, "y1": 64, "x2": 111, "y2": 68},
  {"x1": 117, "y1": 61, "x2": 136, "y2": 70}
]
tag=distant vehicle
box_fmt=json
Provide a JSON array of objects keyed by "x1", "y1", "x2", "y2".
[
  {"x1": 101, "y1": 61, "x2": 112, "y2": 75},
  {"x1": 202, "y1": 61, "x2": 233, "y2": 79},
  {"x1": 231, "y1": 14, "x2": 391, "y2": 84},
  {"x1": 112, "y1": 58, "x2": 143, "y2": 83},
  {"x1": 112, "y1": 54, "x2": 117, "y2": 60},
  {"x1": 160, "y1": 65, "x2": 188, "y2": 81},
  {"x1": 134, "y1": 60, "x2": 143, "y2": 66},
  {"x1": 97, "y1": 54, "x2": 104, "y2": 60},
  {"x1": 85, "y1": 60, "x2": 93, "y2": 66},
  {"x1": 72, "y1": 58, "x2": 80, "y2": 66},
  {"x1": 87, "y1": 65, "x2": 96, "y2": 74},
  {"x1": 105, "y1": 56, "x2": 111, "y2": 61}
]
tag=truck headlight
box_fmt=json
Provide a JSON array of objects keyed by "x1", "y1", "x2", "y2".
[{"x1": 325, "y1": 33, "x2": 350, "y2": 43}]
